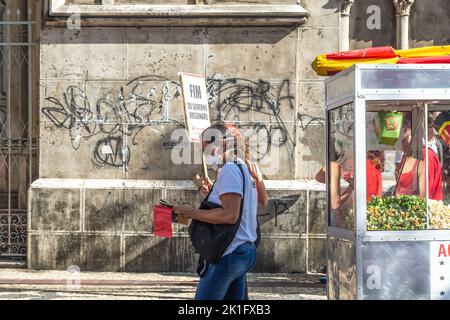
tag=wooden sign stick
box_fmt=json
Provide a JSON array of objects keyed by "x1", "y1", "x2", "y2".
[{"x1": 201, "y1": 148, "x2": 209, "y2": 181}]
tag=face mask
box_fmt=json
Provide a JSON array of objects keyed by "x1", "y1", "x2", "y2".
[{"x1": 205, "y1": 154, "x2": 222, "y2": 170}]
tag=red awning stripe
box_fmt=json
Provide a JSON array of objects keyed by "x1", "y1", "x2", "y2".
[{"x1": 326, "y1": 46, "x2": 397, "y2": 60}]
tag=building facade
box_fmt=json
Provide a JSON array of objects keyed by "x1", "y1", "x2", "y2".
[{"x1": 1, "y1": 0, "x2": 449, "y2": 273}]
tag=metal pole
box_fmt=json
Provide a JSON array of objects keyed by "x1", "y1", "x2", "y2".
[
  {"x1": 28, "y1": 19, "x2": 32, "y2": 187},
  {"x1": 424, "y1": 103, "x2": 429, "y2": 228},
  {"x1": 6, "y1": 18, "x2": 11, "y2": 255},
  {"x1": 17, "y1": 16, "x2": 22, "y2": 211}
]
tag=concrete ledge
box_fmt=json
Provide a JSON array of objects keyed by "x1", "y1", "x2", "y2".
[
  {"x1": 29, "y1": 178, "x2": 326, "y2": 191},
  {"x1": 46, "y1": 1, "x2": 309, "y2": 27}
]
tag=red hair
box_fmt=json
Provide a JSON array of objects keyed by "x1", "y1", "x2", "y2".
[{"x1": 202, "y1": 123, "x2": 250, "y2": 163}]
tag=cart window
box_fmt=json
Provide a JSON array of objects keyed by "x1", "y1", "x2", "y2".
[
  {"x1": 328, "y1": 103, "x2": 354, "y2": 230},
  {"x1": 427, "y1": 105, "x2": 450, "y2": 230},
  {"x1": 361, "y1": 69, "x2": 450, "y2": 90},
  {"x1": 365, "y1": 103, "x2": 427, "y2": 231}
]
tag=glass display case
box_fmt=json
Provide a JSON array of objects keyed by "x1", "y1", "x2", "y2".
[{"x1": 326, "y1": 64, "x2": 450, "y2": 300}]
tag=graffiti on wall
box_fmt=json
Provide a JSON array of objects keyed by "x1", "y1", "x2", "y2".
[
  {"x1": 43, "y1": 74, "x2": 325, "y2": 168},
  {"x1": 42, "y1": 75, "x2": 182, "y2": 168},
  {"x1": 207, "y1": 74, "x2": 324, "y2": 163},
  {"x1": 257, "y1": 193, "x2": 304, "y2": 232},
  {"x1": 207, "y1": 74, "x2": 297, "y2": 160}
]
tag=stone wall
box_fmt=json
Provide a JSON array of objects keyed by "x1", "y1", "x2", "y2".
[
  {"x1": 409, "y1": 0, "x2": 450, "y2": 48},
  {"x1": 32, "y1": 0, "x2": 450, "y2": 273},
  {"x1": 29, "y1": 0, "x2": 333, "y2": 273},
  {"x1": 28, "y1": 179, "x2": 326, "y2": 272}
]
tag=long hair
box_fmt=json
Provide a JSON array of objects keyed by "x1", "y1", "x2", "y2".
[{"x1": 367, "y1": 150, "x2": 385, "y2": 172}]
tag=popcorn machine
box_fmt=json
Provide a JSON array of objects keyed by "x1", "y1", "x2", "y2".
[{"x1": 325, "y1": 64, "x2": 450, "y2": 300}]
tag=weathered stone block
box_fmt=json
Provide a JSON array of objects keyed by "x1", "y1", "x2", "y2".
[
  {"x1": 248, "y1": 124, "x2": 296, "y2": 180},
  {"x1": 124, "y1": 235, "x2": 197, "y2": 272},
  {"x1": 123, "y1": 188, "x2": 162, "y2": 233},
  {"x1": 308, "y1": 238, "x2": 326, "y2": 274},
  {"x1": 296, "y1": 124, "x2": 326, "y2": 180},
  {"x1": 67, "y1": 0, "x2": 97, "y2": 4},
  {"x1": 40, "y1": 80, "x2": 86, "y2": 129},
  {"x1": 115, "y1": 0, "x2": 187, "y2": 4},
  {"x1": 85, "y1": 189, "x2": 124, "y2": 232},
  {"x1": 226, "y1": 80, "x2": 295, "y2": 125},
  {"x1": 208, "y1": 0, "x2": 296, "y2": 4},
  {"x1": 81, "y1": 234, "x2": 121, "y2": 271},
  {"x1": 297, "y1": 27, "x2": 339, "y2": 80},
  {"x1": 29, "y1": 234, "x2": 82, "y2": 270},
  {"x1": 125, "y1": 27, "x2": 204, "y2": 80},
  {"x1": 87, "y1": 78, "x2": 185, "y2": 121},
  {"x1": 39, "y1": 123, "x2": 124, "y2": 179},
  {"x1": 30, "y1": 188, "x2": 80, "y2": 231},
  {"x1": 40, "y1": 28, "x2": 125, "y2": 80},
  {"x1": 308, "y1": 190, "x2": 327, "y2": 234},
  {"x1": 297, "y1": 81, "x2": 326, "y2": 120},
  {"x1": 209, "y1": 78, "x2": 253, "y2": 123},
  {"x1": 40, "y1": 79, "x2": 129, "y2": 178},
  {"x1": 29, "y1": 233, "x2": 121, "y2": 271},
  {"x1": 258, "y1": 190, "x2": 307, "y2": 234},
  {"x1": 299, "y1": 0, "x2": 339, "y2": 27},
  {"x1": 253, "y1": 237, "x2": 306, "y2": 273},
  {"x1": 207, "y1": 27, "x2": 297, "y2": 81},
  {"x1": 126, "y1": 125, "x2": 202, "y2": 180}
]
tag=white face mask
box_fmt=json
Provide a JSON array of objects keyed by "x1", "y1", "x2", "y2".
[{"x1": 205, "y1": 154, "x2": 222, "y2": 170}]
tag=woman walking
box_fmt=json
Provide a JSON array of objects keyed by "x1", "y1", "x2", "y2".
[{"x1": 174, "y1": 123, "x2": 260, "y2": 300}]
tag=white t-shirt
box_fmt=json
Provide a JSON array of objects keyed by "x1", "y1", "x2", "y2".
[{"x1": 208, "y1": 159, "x2": 258, "y2": 256}]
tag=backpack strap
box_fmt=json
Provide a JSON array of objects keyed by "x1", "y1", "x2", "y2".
[{"x1": 235, "y1": 163, "x2": 246, "y2": 227}]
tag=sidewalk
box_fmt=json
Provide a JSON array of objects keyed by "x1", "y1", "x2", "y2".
[{"x1": 0, "y1": 269, "x2": 326, "y2": 300}]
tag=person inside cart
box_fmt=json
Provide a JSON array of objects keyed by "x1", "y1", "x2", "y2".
[
  {"x1": 366, "y1": 150, "x2": 384, "y2": 201},
  {"x1": 315, "y1": 142, "x2": 384, "y2": 228},
  {"x1": 315, "y1": 141, "x2": 353, "y2": 220},
  {"x1": 429, "y1": 110, "x2": 450, "y2": 202},
  {"x1": 395, "y1": 113, "x2": 443, "y2": 200},
  {"x1": 315, "y1": 150, "x2": 383, "y2": 204}
]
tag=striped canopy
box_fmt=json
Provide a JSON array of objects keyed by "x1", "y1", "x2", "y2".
[{"x1": 312, "y1": 45, "x2": 450, "y2": 76}]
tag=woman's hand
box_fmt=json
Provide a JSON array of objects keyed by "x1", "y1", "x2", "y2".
[
  {"x1": 173, "y1": 205, "x2": 197, "y2": 219},
  {"x1": 193, "y1": 174, "x2": 213, "y2": 197},
  {"x1": 246, "y1": 160, "x2": 263, "y2": 182}
]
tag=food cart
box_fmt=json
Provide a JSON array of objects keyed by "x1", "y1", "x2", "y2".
[{"x1": 325, "y1": 64, "x2": 450, "y2": 300}]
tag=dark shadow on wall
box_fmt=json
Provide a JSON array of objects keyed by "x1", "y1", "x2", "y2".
[
  {"x1": 410, "y1": 0, "x2": 450, "y2": 46},
  {"x1": 30, "y1": 188, "x2": 307, "y2": 272},
  {"x1": 349, "y1": 0, "x2": 395, "y2": 48},
  {"x1": 322, "y1": 0, "x2": 396, "y2": 48},
  {"x1": 299, "y1": 124, "x2": 325, "y2": 178},
  {"x1": 308, "y1": 191, "x2": 326, "y2": 234},
  {"x1": 320, "y1": 0, "x2": 340, "y2": 12},
  {"x1": 123, "y1": 193, "x2": 304, "y2": 272},
  {"x1": 323, "y1": 0, "x2": 450, "y2": 49},
  {"x1": 124, "y1": 236, "x2": 197, "y2": 273}
]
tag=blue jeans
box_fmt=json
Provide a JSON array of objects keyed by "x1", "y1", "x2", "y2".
[{"x1": 194, "y1": 242, "x2": 257, "y2": 300}]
